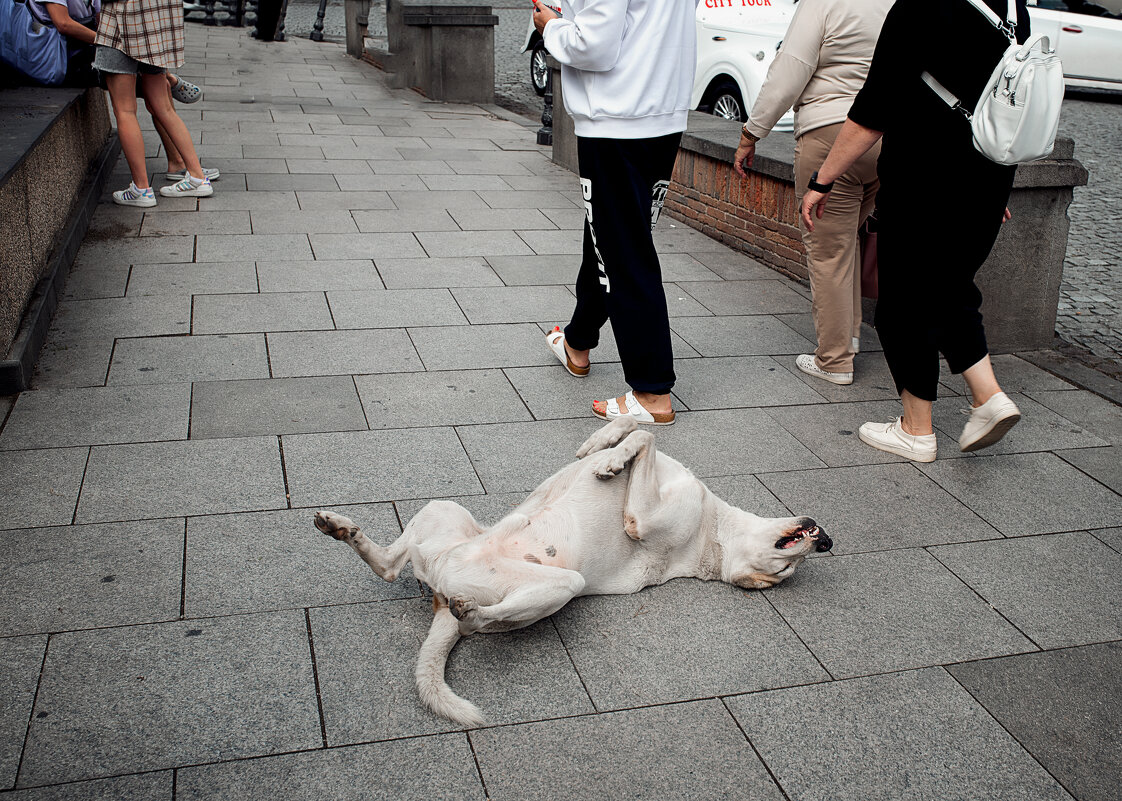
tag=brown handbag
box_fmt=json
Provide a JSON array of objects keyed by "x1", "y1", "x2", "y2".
[{"x1": 859, "y1": 209, "x2": 878, "y2": 299}]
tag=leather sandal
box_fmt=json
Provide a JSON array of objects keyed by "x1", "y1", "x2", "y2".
[
  {"x1": 546, "y1": 326, "x2": 589, "y2": 377},
  {"x1": 593, "y1": 391, "x2": 675, "y2": 426}
]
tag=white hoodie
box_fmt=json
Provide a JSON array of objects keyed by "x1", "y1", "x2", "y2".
[{"x1": 542, "y1": 0, "x2": 697, "y2": 138}]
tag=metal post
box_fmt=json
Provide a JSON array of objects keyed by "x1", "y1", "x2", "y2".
[
  {"x1": 536, "y1": 65, "x2": 553, "y2": 147},
  {"x1": 310, "y1": 0, "x2": 329, "y2": 40}
]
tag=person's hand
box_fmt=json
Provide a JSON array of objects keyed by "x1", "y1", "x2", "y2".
[
  {"x1": 1002, "y1": 206, "x2": 1012, "y2": 224},
  {"x1": 801, "y1": 189, "x2": 829, "y2": 232},
  {"x1": 733, "y1": 140, "x2": 756, "y2": 179},
  {"x1": 532, "y1": 1, "x2": 559, "y2": 34}
]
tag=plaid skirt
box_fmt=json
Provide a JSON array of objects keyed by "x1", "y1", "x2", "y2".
[{"x1": 95, "y1": 0, "x2": 184, "y2": 70}]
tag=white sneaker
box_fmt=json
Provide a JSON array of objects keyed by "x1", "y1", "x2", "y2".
[
  {"x1": 959, "y1": 391, "x2": 1021, "y2": 452},
  {"x1": 859, "y1": 417, "x2": 937, "y2": 462},
  {"x1": 112, "y1": 182, "x2": 156, "y2": 207},
  {"x1": 796, "y1": 354, "x2": 853, "y2": 385},
  {"x1": 159, "y1": 176, "x2": 213, "y2": 198},
  {"x1": 852, "y1": 336, "x2": 861, "y2": 354},
  {"x1": 166, "y1": 167, "x2": 219, "y2": 182}
]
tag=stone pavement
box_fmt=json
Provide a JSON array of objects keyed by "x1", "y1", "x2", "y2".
[{"x1": 1, "y1": 25, "x2": 1122, "y2": 801}]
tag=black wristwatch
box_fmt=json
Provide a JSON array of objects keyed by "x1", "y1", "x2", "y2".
[{"x1": 808, "y1": 171, "x2": 835, "y2": 193}]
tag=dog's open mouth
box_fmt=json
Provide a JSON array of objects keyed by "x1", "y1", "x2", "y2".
[{"x1": 776, "y1": 525, "x2": 831, "y2": 552}]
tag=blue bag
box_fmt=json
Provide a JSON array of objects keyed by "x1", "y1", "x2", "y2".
[{"x1": 0, "y1": 0, "x2": 68, "y2": 85}]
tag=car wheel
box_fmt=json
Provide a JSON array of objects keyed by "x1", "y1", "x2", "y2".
[
  {"x1": 702, "y1": 79, "x2": 746, "y2": 122},
  {"x1": 531, "y1": 42, "x2": 549, "y2": 96}
]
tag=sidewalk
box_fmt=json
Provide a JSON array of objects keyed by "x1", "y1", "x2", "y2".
[{"x1": 1, "y1": 25, "x2": 1120, "y2": 801}]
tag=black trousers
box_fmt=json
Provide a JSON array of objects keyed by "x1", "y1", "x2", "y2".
[
  {"x1": 874, "y1": 167, "x2": 1013, "y2": 402},
  {"x1": 564, "y1": 133, "x2": 682, "y2": 395}
]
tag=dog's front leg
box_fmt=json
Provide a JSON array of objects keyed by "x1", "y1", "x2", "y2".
[
  {"x1": 314, "y1": 510, "x2": 410, "y2": 582},
  {"x1": 449, "y1": 565, "x2": 586, "y2": 635}
]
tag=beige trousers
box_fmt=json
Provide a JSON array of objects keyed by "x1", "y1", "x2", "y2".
[{"x1": 794, "y1": 122, "x2": 881, "y2": 374}]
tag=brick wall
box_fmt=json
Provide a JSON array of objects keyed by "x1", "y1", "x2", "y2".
[{"x1": 666, "y1": 146, "x2": 809, "y2": 282}]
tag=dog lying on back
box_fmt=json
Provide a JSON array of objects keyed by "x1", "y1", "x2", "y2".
[{"x1": 314, "y1": 417, "x2": 831, "y2": 725}]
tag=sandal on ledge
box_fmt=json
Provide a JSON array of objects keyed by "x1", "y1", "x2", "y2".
[
  {"x1": 593, "y1": 391, "x2": 675, "y2": 426},
  {"x1": 546, "y1": 326, "x2": 589, "y2": 377}
]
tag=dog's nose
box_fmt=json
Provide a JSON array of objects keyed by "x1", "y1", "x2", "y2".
[{"x1": 814, "y1": 527, "x2": 833, "y2": 552}]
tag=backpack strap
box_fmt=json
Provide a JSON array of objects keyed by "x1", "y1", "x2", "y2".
[
  {"x1": 921, "y1": 71, "x2": 973, "y2": 120},
  {"x1": 959, "y1": 0, "x2": 1018, "y2": 42}
]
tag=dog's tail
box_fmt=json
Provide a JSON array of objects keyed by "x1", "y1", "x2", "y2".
[{"x1": 415, "y1": 605, "x2": 485, "y2": 727}]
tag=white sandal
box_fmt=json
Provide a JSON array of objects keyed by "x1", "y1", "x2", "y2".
[
  {"x1": 546, "y1": 326, "x2": 589, "y2": 377},
  {"x1": 593, "y1": 391, "x2": 675, "y2": 426}
]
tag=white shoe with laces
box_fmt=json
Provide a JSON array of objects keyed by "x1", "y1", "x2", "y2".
[
  {"x1": 159, "y1": 175, "x2": 213, "y2": 198},
  {"x1": 959, "y1": 391, "x2": 1021, "y2": 452},
  {"x1": 859, "y1": 417, "x2": 937, "y2": 462},
  {"x1": 112, "y1": 182, "x2": 156, "y2": 207},
  {"x1": 796, "y1": 353, "x2": 853, "y2": 385}
]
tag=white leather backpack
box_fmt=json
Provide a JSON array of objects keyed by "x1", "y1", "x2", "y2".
[{"x1": 921, "y1": 0, "x2": 1064, "y2": 165}]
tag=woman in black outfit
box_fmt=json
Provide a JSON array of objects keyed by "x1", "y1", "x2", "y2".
[{"x1": 801, "y1": 0, "x2": 1030, "y2": 463}]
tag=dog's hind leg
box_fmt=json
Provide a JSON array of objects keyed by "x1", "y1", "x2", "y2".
[
  {"x1": 415, "y1": 600, "x2": 485, "y2": 726},
  {"x1": 313, "y1": 510, "x2": 411, "y2": 582},
  {"x1": 575, "y1": 417, "x2": 639, "y2": 459},
  {"x1": 448, "y1": 563, "x2": 586, "y2": 635}
]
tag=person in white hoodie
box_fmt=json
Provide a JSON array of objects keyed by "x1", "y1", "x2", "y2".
[{"x1": 535, "y1": 0, "x2": 696, "y2": 426}]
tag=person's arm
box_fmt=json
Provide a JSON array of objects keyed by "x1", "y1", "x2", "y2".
[
  {"x1": 43, "y1": 2, "x2": 96, "y2": 45},
  {"x1": 536, "y1": 0, "x2": 627, "y2": 72},
  {"x1": 799, "y1": 118, "x2": 882, "y2": 231}
]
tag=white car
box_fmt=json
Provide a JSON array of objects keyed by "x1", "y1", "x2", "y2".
[
  {"x1": 692, "y1": 0, "x2": 797, "y2": 130},
  {"x1": 1028, "y1": 0, "x2": 1122, "y2": 91}
]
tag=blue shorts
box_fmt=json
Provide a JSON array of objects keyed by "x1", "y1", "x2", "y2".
[{"x1": 93, "y1": 46, "x2": 165, "y2": 75}]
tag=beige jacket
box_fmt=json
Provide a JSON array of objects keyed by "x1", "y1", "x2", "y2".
[{"x1": 744, "y1": 0, "x2": 893, "y2": 141}]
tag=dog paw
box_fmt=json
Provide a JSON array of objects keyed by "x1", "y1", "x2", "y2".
[
  {"x1": 594, "y1": 458, "x2": 627, "y2": 479},
  {"x1": 449, "y1": 598, "x2": 478, "y2": 621},
  {"x1": 313, "y1": 510, "x2": 359, "y2": 541}
]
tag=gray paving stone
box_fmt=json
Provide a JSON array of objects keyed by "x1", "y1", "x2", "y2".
[
  {"x1": 919, "y1": 452, "x2": 1122, "y2": 537},
  {"x1": 417, "y1": 175, "x2": 511, "y2": 192},
  {"x1": 775, "y1": 312, "x2": 884, "y2": 354},
  {"x1": 47, "y1": 297, "x2": 191, "y2": 341},
  {"x1": 139, "y1": 210, "x2": 251, "y2": 237},
  {"x1": 1058, "y1": 445, "x2": 1122, "y2": 495},
  {"x1": 539, "y1": 206, "x2": 586, "y2": 231},
  {"x1": 186, "y1": 503, "x2": 418, "y2": 617},
  {"x1": 415, "y1": 230, "x2": 536, "y2": 258},
  {"x1": 192, "y1": 292, "x2": 335, "y2": 334},
  {"x1": 126, "y1": 261, "x2": 259, "y2": 296},
  {"x1": 672, "y1": 356, "x2": 829, "y2": 410},
  {"x1": 514, "y1": 228, "x2": 582, "y2": 256},
  {"x1": 309, "y1": 600, "x2": 593, "y2": 742},
  {"x1": 294, "y1": 190, "x2": 395, "y2": 210},
  {"x1": 669, "y1": 315, "x2": 814, "y2": 357},
  {"x1": 776, "y1": 349, "x2": 903, "y2": 403},
  {"x1": 663, "y1": 281, "x2": 718, "y2": 317},
  {"x1": 484, "y1": 254, "x2": 578, "y2": 286},
  {"x1": 0, "y1": 447, "x2": 87, "y2": 531},
  {"x1": 107, "y1": 334, "x2": 269, "y2": 385},
  {"x1": 653, "y1": 224, "x2": 737, "y2": 253},
  {"x1": 503, "y1": 364, "x2": 651, "y2": 421},
  {"x1": 386, "y1": 190, "x2": 488, "y2": 211},
  {"x1": 766, "y1": 400, "x2": 967, "y2": 467},
  {"x1": 555, "y1": 579, "x2": 828, "y2": 709},
  {"x1": 472, "y1": 699, "x2": 783, "y2": 801},
  {"x1": 701, "y1": 474, "x2": 794, "y2": 518},
  {"x1": 285, "y1": 158, "x2": 372, "y2": 175},
  {"x1": 474, "y1": 189, "x2": 578, "y2": 209},
  {"x1": 760, "y1": 463, "x2": 999, "y2": 554},
  {"x1": 74, "y1": 235, "x2": 195, "y2": 267},
  {"x1": 369, "y1": 159, "x2": 453, "y2": 175},
  {"x1": 256, "y1": 259, "x2": 383, "y2": 292},
  {"x1": 355, "y1": 369, "x2": 532, "y2": 429},
  {"x1": 933, "y1": 393, "x2": 1110, "y2": 455},
  {"x1": 678, "y1": 280, "x2": 812, "y2": 315},
  {"x1": 0, "y1": 635, "x2": 46, "y2": 787},
  {"x1": 375, "y1": 256, "x2": 502, "y2": 289},
  {"x1": 451, "y1": 286, "x2": 575, "y2": 325},
  {"x1": 764, "y1": 550, "x2": 1035, "y2": 677},
  {"x1": 0, "y1": 519, "x2": 183, "y2": 637},
  {"x1": 1093, "y1": 526, "x2": 1122, "y2": 553},
  {"x1": 948, "y1": 644, "x2": 1122, "y2": 801},
  {"x1": 175, "y1": 735, "x2": 486, "y2": 801},
  {"x1": 190, "y1": 376, "x2": 367, "y2": 439},
  {"x1": 76, "y1": 437, "x2": 287, "y2": 524},
  {"x1": 931, "y1": 533, "x2": 1122, "y2": 648},
  {"x1": 939, "y1": 354, "x2": 1076, "y2": 394},
  {"x1": 2, "y1": 771, "x2": 172, "y2": 799},
  {"x1": 246, "y1": 173, "x2": 340, "y2": 191},
  {"x1": 202, "y1": 190, "x2": 300, "y2": 210},
  {"x1": 0, "y1": 385, "x2": 189, "y2": 450},
  {"x1": 328, "y1": 288, "x2": 466, "y2": 329},
  {"x1": 1026, "y1": 389, "x2": 1122, "y2": 445},
  {"x1": 309, "y1": 232, "x2": 426, "y2": 260},
  {"x1": 266, "y1": 328, "x2": 423, "y2": 378},
  {"x1": 61, "y1": 263, "x2": 129, "y2": 301},
  {"x1": 726, "y1": 668, "x2": 1073, "y2": 801},
  {"x1": 350, "y1": 209, "x2": 459, "y2": 232},
  {"x1": 20, "y1": 612, "x2": 321, "y2": 786},
  {"x1": 195, "y1": 233, "x2": 313, "y2": 262},
  {"x1": 282, "y1": 427, "x2": 482, "y2": 506},
  {"x1": 447, "y1": 208, "x2": 556, "y2": 231},
  {"x1": 248, "y1": 210, "x2": 359, "y2": 234},
  {"x1": 335, "y1": 173, "x2": 427, "y2": 192},
  {"x1": 691, "y1": 249, "x2": 780, "y2": 280}
]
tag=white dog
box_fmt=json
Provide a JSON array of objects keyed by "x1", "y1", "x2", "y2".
[{"x1": 314, "y1": 417, "x2": 830, "y2": 726}]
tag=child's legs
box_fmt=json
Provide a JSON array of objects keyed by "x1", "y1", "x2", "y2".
[
  {"x1": 104, "y1": 72, "x2": 148, "y2": 188},
  {"x1": 139, "y1": 73, "x2": 202, "y2": 178}
]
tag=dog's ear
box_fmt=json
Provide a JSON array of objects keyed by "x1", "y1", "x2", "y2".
[{"x1": 733, "y1": 571, "x2": 779, "y2": 590}]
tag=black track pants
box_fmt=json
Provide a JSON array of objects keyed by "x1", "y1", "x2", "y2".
[{"x1": 564, "y1": 133, "x2": 682, "y2": 395}]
